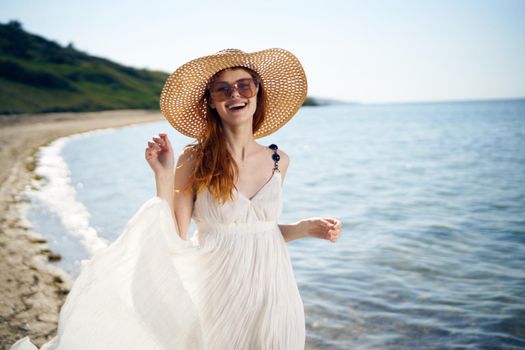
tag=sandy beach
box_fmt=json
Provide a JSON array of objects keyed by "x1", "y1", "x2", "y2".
[{"x1": 0, "y1": 110, "x2": 163, "y2": 349}]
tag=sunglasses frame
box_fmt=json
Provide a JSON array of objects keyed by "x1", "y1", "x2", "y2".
[{"x1": 207, "y1": 77, "x2": 260, "y2": 102}]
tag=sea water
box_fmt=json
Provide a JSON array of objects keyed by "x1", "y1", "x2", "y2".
[{"x1": 24, "y1": 99, "x2": 525, "y2": 349}]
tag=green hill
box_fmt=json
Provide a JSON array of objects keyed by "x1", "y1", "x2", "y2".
[
  {"x1": 0, "y1": 20, "x2": 170, "y2": 114},
  {"x1": 0, "y1": 20, "x2": 317, "y2": 115}
]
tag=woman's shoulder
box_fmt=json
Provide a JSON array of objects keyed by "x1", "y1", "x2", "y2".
[
  {"x1": 180, "y1": 143, "x2": 201, "y2": 158},
  {"x1": 259, "y1": 142, "x2": 289, "y2": 172},
  {"x1": 270, "y1": 142, "x2": 289, "y2": 155},
  {"x1": 176, "y1": 144, "x2": 198, "y2": 173}
]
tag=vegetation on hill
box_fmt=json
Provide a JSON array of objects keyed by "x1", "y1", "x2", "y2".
[
  {"x1": 0, "y1": 20, "x2": 170, "y2": 114},
  {"x1": 0, "y1": 20, "x2": 318, "y2": 115}
]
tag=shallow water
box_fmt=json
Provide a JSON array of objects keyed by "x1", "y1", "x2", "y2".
[{"x1": 25, "y1": 99, "x2": 525, "y2": 349}]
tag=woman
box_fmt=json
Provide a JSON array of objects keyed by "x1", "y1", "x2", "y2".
[{"x1": 10, "y1": 48, "x2": 341, "y2": 350}]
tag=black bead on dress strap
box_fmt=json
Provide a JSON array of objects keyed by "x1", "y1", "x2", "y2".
[{"x1": 268, "y1": 144, "x2": 280, "y2": 173}]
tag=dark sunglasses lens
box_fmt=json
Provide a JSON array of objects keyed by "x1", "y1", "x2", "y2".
[
  {"x1": 210, "y1": 83, "x2": 230, "y2": 96},
  {"x1": 209, "y1": 79, "x2": 258, "y2": 101},
  {"x1": 237, "y1": 79, "x2": 257, "y2": 98}
]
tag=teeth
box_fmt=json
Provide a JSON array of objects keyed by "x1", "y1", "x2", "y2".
[{"x1": 228, "y1": 103, "x2": 246, "y2": 109}]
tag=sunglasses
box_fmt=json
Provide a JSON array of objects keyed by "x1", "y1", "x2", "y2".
[{"x1": 207, "y1": 78, "x2": 259, "y2": 102}]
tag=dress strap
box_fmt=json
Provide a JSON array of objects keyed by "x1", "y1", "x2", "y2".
[{"x1": 268, "y1": 144, "x2": 280, "y2": 173}]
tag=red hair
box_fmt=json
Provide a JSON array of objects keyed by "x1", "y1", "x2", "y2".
[{"x1": 182, "y1": 67, "x2": 268, "y2": 204}]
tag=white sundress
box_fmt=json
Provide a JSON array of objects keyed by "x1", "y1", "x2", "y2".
[{"x1": 10, "y1": 146, "x2": 306, "y2": 350}]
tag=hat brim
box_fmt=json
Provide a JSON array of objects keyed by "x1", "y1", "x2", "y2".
[{"x1": 160, "y1": 48, "x2": 308, "y2": 139}]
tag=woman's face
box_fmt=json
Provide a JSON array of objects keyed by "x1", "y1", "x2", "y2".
[{"x1": 208, "y1": 68, "x2": 258, "y2": 130}]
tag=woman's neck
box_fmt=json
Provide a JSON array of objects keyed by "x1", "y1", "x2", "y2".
[{"x1": 223, "y1": 127, "x2": 257, "y2": 162}]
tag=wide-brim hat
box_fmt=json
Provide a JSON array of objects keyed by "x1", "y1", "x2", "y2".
[{"x1": 159, "y1": 48, "x2": 308, "y2": 139}]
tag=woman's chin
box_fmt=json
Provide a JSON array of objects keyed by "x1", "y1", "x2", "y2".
[
  {"x1": 222, "y1": 117, "x2": 253, "y2": 129},
  {"x1": 221, "y1": 114, "x2": 254, "y2": 128}
]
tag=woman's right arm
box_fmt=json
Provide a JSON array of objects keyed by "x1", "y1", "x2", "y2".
[
  {"x1": 146, "y1": 132, "x2": 194, "y2": 240},
  {"x1": 146, "y1": 132, "x2": 175, "y2": 208},
  {"x1": 172, "y1": 146, "x2": 196, "y2": 241}
]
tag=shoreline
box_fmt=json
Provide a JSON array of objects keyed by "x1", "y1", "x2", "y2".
[{"x1": 0, "y1": 110, "x2": 164, "y2": 349}]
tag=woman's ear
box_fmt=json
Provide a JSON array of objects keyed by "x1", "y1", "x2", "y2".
[{"x1": 209, "y1": 97, "x2": 216, "y2": 109}]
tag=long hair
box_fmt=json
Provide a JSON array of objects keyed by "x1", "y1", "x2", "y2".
[{"x1": 181, "y1": 67, "x2": 268, "y2": 205}]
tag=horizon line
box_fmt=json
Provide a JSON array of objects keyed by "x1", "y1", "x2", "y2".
[{"x1": 324, "y1": 96, "x2": 525, "y2": 106}]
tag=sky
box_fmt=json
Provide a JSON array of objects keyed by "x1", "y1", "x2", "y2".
[{"x1": 1, "y1": 0, "x2": 524, "y2": 104}]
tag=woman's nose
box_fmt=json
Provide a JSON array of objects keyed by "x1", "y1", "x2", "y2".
[{"x1": 229, "y1": 87, "x2": 241, "y2": 98}]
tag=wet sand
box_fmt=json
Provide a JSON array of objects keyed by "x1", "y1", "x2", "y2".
[{"x1": 0, "y1": 110, "x2": 163, "y2": 349}]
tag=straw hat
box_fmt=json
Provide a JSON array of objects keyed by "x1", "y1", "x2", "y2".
[{"x1": 159, "y1": 48, "x2": 308, "y2": 139}]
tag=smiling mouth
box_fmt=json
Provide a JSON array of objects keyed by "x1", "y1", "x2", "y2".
[{"x1": 227, "y1": 102, "x2": 247, "y2": 111}]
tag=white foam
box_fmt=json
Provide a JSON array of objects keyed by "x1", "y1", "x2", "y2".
[{"x1": 25, "y1": 128, "x2": 123, "y2": 257}]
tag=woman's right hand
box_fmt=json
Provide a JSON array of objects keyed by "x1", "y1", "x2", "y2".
[{"x1": 145, "y1": 132, "x2": 175, "y2": 177}]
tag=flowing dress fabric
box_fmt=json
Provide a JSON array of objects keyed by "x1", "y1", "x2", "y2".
[{"x1": 10, "y1": 170, "x2": 305, "y2": 350}]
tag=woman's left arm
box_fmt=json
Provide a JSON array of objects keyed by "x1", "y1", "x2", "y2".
[{"x1": 279, "y1": 217, "x2": 342, "y2": 243}]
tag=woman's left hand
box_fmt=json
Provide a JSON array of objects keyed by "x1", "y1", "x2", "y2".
[{"x1": 299, "y1": 217, "x2": 342, "y2": 243}]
